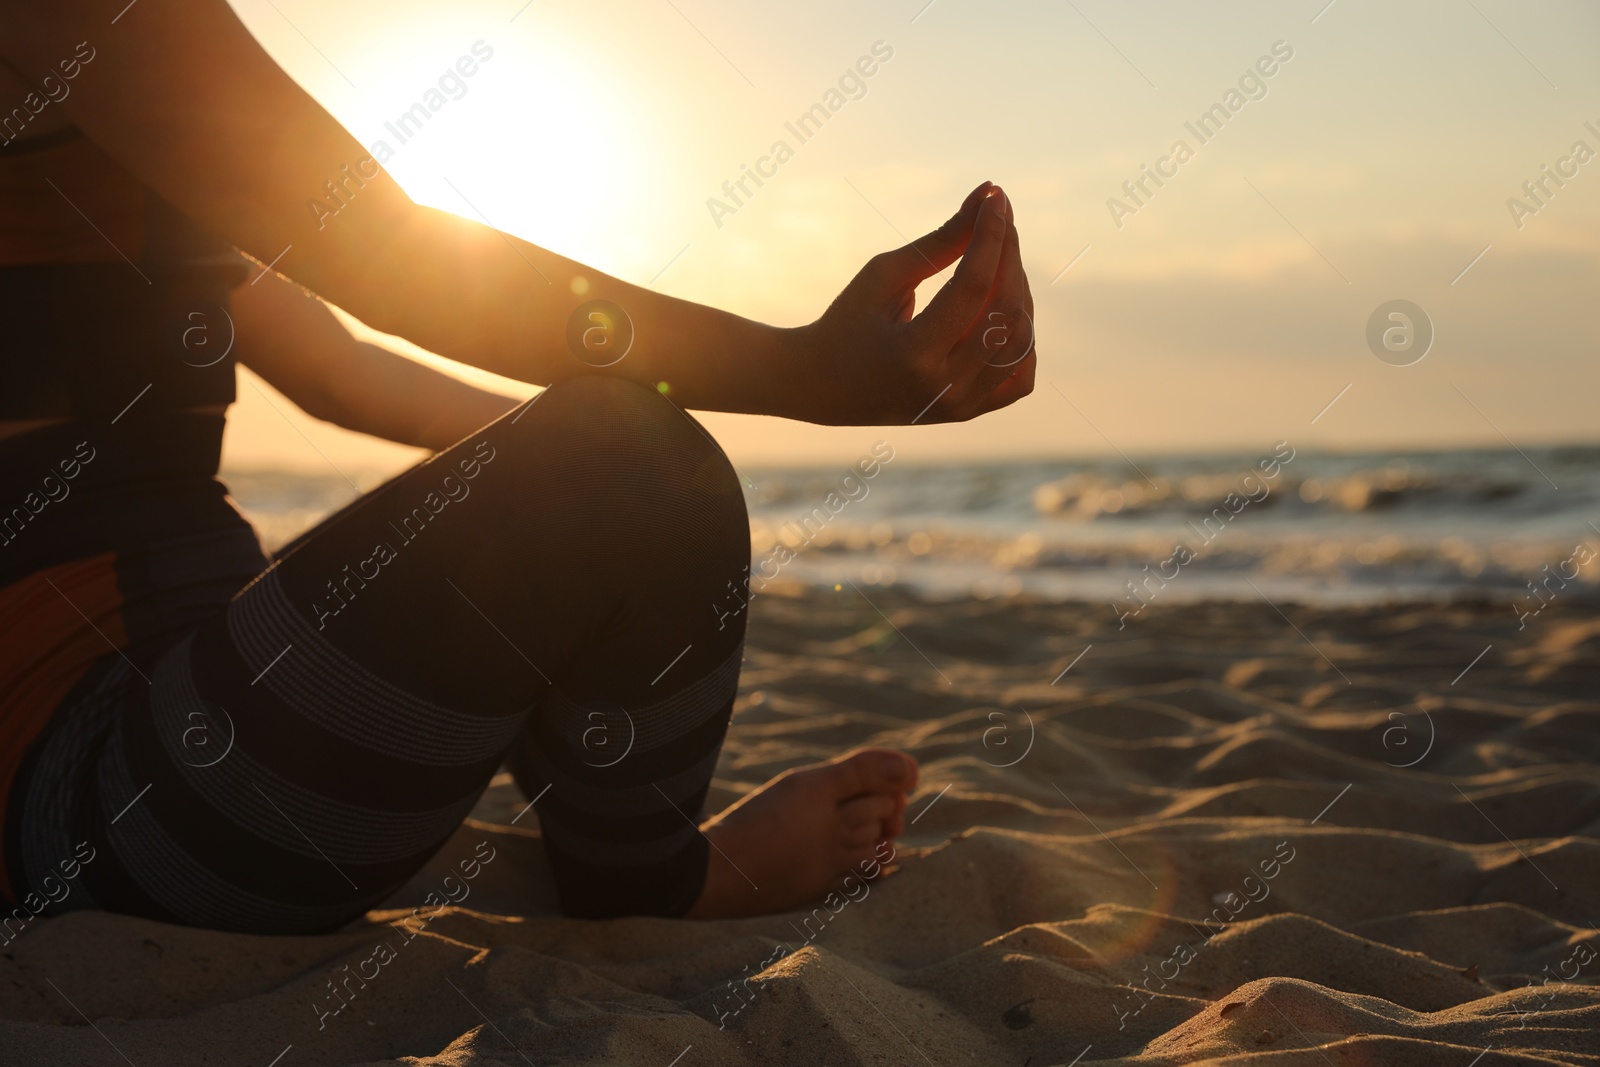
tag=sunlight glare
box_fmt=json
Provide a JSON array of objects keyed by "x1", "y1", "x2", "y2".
[{"x1": 344, "y1": 22, "x2": 663, "y2": 277}]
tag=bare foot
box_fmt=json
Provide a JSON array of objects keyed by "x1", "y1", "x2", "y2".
[{"x1": 684, "y1": 748, "x2": 919, "y2": 919}]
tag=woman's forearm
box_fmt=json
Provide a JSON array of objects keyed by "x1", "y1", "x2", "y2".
[
  {"x1": 318, "y1": 205, "x2": 804, "y2": 418},
  {"x1": 342, "y1": 343, "x2": 521, "y2": 452},
  {"x1": 231, "y1": 266, "x2": 522, "y2": 451}
]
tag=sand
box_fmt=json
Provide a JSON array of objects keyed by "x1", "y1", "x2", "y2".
[{"x1": 1, "y1": 586, "x2": 1596, "y2": 1066}]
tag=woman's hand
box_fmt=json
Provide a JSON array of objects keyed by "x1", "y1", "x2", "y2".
[{"x1": 779, "y1": 182, "x2": 1037, "y2": 426}]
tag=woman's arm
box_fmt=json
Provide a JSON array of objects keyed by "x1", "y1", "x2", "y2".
[
  {"x1": 231, "y1": 266, "x2": 519, "y2": 452},
  {"x1": 0, "y1": 1, "x2": 1034, "y2": 425}
]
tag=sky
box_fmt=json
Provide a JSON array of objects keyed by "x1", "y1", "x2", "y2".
[{"x1": 220, "y1": 0, "x2": 1600, "y2": 476}]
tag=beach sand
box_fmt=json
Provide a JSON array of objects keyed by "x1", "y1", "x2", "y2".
[{"x1": 1, "y1": 587, "x2": 1596, "y2": 1065}]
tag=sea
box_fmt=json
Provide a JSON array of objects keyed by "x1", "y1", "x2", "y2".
[{"x1": 224, "y1": 445, "x2": 1600, "y2": 612}]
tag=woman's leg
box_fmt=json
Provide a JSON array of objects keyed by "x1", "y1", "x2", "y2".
[{"x1": 15, "y1": 377, "x2": 752, "y2": 931}]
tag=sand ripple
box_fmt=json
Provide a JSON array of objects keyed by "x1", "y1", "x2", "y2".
[{"x1": 1, "y1": 591, "x2": 1595, "y2": 1065}]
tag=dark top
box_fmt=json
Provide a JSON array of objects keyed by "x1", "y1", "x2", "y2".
[{"x1": 0, "y1": 127, "x2": 248, "y2": 420}]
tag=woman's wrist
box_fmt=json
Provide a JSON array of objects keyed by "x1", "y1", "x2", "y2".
[
  {"x1": 644, "y1": 315, "x2": 815, "y2": 420},
  {"x1": 749, "y1": 321, "x2": 815, "y2": 421}
]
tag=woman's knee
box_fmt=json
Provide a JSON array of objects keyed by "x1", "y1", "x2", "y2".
[
  {"x1": 495, "y1": 375, "x2": 747, "y2": 550},
  {"x1": 518, "y1": 375, "x2": 718, "y2": 465}
]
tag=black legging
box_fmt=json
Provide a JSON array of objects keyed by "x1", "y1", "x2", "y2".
[{"x1": 5, "y1": 376, "x2": 749, "y2": 932}]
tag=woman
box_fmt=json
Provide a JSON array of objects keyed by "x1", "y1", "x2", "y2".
[{"x1": 0, "y1": 1, "x2": 1034, "y2": 933}]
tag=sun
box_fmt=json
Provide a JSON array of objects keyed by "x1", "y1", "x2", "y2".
[{"x1": 333, "y1": 16, "x2": 669, "y2": 280}]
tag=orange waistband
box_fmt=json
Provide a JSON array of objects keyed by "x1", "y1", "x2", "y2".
[{"x1": 0, "y1": 552, "x2": 125, "y2": 903}]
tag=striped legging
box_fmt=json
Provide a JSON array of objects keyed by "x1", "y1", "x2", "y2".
[{"x1": 1, "y1": 376, "x2": 749, "y2": 932}]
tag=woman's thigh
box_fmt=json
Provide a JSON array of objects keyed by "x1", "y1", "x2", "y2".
[{"x1": 10, "y1": 377, "x2": 750, "y2": 933}]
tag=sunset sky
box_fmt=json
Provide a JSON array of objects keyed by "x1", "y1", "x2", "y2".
[{"x1": 221, "y1": 0, "x2": 1600, "y2": 475}]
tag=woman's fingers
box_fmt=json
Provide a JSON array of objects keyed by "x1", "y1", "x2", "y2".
[
  {"x1": 913, "y1": 197, "x2": 1035, "y2": 424},
  {"x1": 867, "y1": 181, "x2": 992, "y2": 295},
  {"x1": 909, "y1": 186, "x2": 1010, "y2": 352},
  {"x1": 963, "y1": 199, "x2": 1035, "y2": 398},
  {"x1": 965, "y1": 351, "x2": 1037, "y2": 420}
]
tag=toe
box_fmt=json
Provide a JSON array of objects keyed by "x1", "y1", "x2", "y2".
[
  {"x1": 839, "y1": 792, "x2": 896, "y2": 828},
  {"x1": 828, "y1": 748, "x2": 919, "y2": 800},
  {"x1": 842, "y1": 841, "x2": 882, "y2": 870},
  {"x1": 842, "y1": 821, "x2": 881, "y2": 850}
]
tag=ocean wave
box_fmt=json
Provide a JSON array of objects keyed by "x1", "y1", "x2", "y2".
[
  {"x1": 1029, "y1": 462, "x2": 1539, "y2": 520},
  {"x1": 226, "y1": 446, "x2": 1600, "y2": 606}
]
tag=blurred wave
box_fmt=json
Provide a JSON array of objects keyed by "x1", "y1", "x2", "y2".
[{"x1": 225, "y1": 445, "x2": 1600, "y2": 607}]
